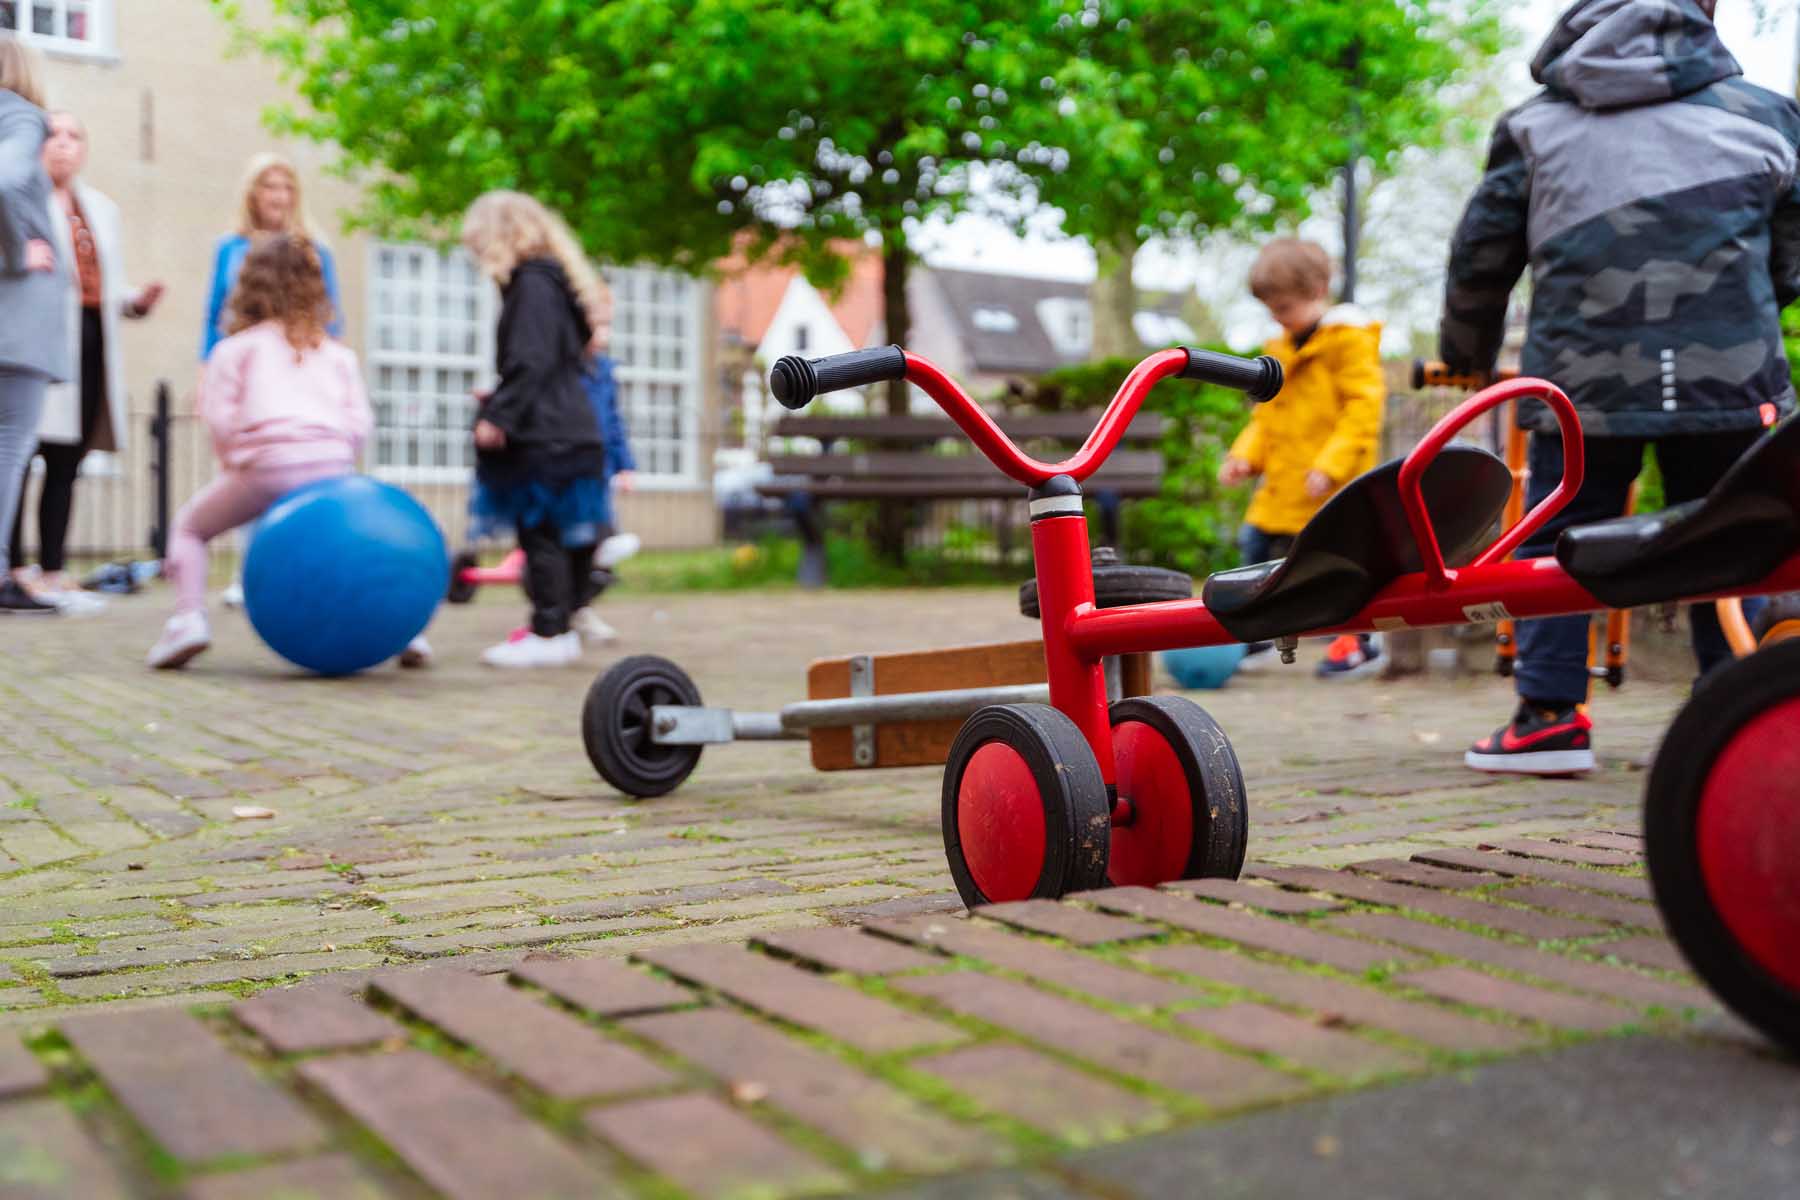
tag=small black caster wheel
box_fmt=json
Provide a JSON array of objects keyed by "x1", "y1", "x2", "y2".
[
  {"x1": 1495, "y1": 655, "x2": 1515, "y2": 678},
  {"x1": 1750, "y1": 591, "x2": 1800, "y2": 648},
  {"x1": 1605, "y1": 664, "x2": 1625, "y2": 689},
  {"x1": 1018, "y1": 546, "x2": 1192, "y2": 619},
  {"x1": 446, "y1": 551, "x2": 479, "y2": 604},
  {"x1": 1646, "y1": 639, "x2": 1800, "y2": 1054},
  {"x1": 582, "y1": 655, "x2": 704, "y2": 798},
  {"x1": 942, "y1": 704, "x2": 1111, "y2": 909},
  {"x1": 1107, "y1": 695, "x2": 1248, "y2": 886}
]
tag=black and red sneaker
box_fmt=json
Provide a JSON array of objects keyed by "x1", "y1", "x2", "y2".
[{"x1": 1464, "y1": 703, "x2": 1595, "y2": 776}]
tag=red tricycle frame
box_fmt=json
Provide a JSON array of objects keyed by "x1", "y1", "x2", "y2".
[{"x1": 900, "y1": 348, "x2": 1800, "y2": 819}]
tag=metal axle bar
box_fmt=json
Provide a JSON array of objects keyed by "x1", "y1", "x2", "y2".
[{"x1": 649, "y1": 682, "x2": 1053, "y2": 747}]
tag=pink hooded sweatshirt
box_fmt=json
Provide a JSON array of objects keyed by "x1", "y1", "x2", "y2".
[{"x1": 200, "y1": 321, "x2": 372, "y2": 471}]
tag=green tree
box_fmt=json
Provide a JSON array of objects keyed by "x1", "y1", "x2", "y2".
[{"x1": 1005, "y1": 0, "x2": 1505, "y2": 353}]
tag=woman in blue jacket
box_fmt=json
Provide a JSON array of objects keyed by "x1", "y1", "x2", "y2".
[{"x1": 200, "y1": 152, "x2": 341, "y2": 361}]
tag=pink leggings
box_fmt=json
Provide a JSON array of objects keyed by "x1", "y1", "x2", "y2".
[{"x1": 167, "y1": 461, "x2": 349, "y2": 614}]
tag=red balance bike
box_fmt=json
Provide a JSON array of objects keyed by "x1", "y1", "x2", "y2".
[{"x1": 589, "y1": 343, "x2": 1800, "y2": 1052}]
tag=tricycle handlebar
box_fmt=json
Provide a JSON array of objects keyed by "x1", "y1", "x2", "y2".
[{"x1": 768, "y1": 345, "x2": 1282, "y2": 488}]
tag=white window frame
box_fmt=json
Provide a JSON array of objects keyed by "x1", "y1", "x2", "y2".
[
  {"x1": 605, "y1": 265, "x2": 705, "y2": 490},
  {"x1": 365, "y1": 242, "x2": 497, "y2": 486},
  {"x1": 1, "y1": 0, "x2": 116, "y2": 61}
]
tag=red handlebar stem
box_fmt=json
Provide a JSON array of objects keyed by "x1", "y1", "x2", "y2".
[{"x1": 903, "y1": 349, "x2": 1189, "y2": 487}]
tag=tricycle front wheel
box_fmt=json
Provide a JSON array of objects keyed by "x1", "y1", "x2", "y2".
[{"x1": 582, "y1": 655, "x2": 704, "y2": 799}]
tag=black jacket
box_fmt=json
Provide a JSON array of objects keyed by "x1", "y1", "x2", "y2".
[
  {"x1": 476, "y1": 258, "x2": 604, "y2": 486},
  {"x1": 1440, "y1": 0, "x2": 1800, "y2": 437}
]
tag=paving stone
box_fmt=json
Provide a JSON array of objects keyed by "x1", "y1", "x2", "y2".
[
  {"x1": 1178, "y1": 1002, "x2": 1428, "y2": 1078},
  {"x1": 61, "y1": 1009, "x2": 326, "y2": 1162},
  {"x1": 300, "y1": 1050, "x2": 620, "y2": 1200},
  {"x1": 666, "y1": 883, "x2": 912, "y2": 922},
  {"x1": 181, "y1": 881, "x2": 357, "y2": 908},
  {"x1": 871, "y1": 914, "x2": 1190, "y2": 1009},
  {"x1": 1164, "y1": 878, "x2": 1348, "y2": 915},
  {"x1": 1411, "y1": 848, "x2": 1653, "y2": 900},
  {"x1": 585, "y1": 1092, "x2": 847, "y2": 1198},
  {"x1": 1498, "y1": 883, "x2": 1660, "y2": 929},
  {"x1": 1556, "y1": 831, "x2": 1644, "y2": 853},
  {"x1": 1346, "y1": 858, "x2": 1501, "y2": 890},
  {"x1": 1394, "y1": 966, "x2": 1633, "y2": 1032},
  {"x1": 233, "y1": 986, "x2": 406, "y2": 1054},
  {"x1": 511, "y1": 956, "x2": 697, "y2": 1017},
  {"x1": 833, "y1": 893, "x2": 966, "y2": 923},
  {"x1": 57, "y1": 949, "x2": 388, "y2": 999},
  {"x1": 975, "y1": 899, "x2": 1157, "y2": 945},
  {"x1": 867, "y1": 1170, "x2": 1089, "y2": 1200},
  {"x1": 182, "y1": 1153, "x2": 393, "y2": 1200},
  {"x1": 635, "y1": 943, "x2": 965, "y2": 1054},
  {"x1": 537, "y1": 877, "x2": 792, "y2": 921},
  {"x1": 1586, "y1": 935, "x2": 1689, "y2": 974},
  {"x1": 1324, "y1": 914, "x2": 1712, "y2": 1013},
  {"x1": 755, "y1": 926, "x2": 941, "y2": 976},
  {"x1": 623, "y1": 1007, "x2": 994, "y2": 1173},
  {"x1": 0, "y1": 1032, "x2": 48, "y2": 1097},
  {"x1": 1248, "y1": 864, "x2": 1605, "y2": 941},
  {"x1": 0, "y1": 1098, "x2": 131, "y2": 1199},
  {"x1": 390, "y1": 915, "x2": 674, "y2": 958},
  {"x1": 914, "y1": 1042, "x2": 1165, "y2": 1139},
  {"x1": 1487, "y1": 838, "x2": 1640, "y2": 867},
  {"x1": 1139, "y1": 944, "x2": 1536, "y2": 1054},
  {"x1": 372, "y1": 968, "x2": 672, "y2": 1100},
  {"x1": 897, "y1": 971, "x2": 1304, "y2": 1108},
  {"x1": 1076, "y1": 887, "x2": 1412, "y2": 975}
]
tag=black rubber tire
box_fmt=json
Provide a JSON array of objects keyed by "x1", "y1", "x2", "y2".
[
  {"x1": 446, "y1": 551, "x2": 479, "y2": 604},
  {"x1": 1019, "y1": 563, "x2": 1192, "y2": 619},
  {"x1": 1645, "y1": 638, "x2": 1800, "y2": 1054},
  {"x1": 1604, "y1": 664, "x2": 1625, "y2": 690},
  {"x1": 1109, "y1": 695, "x2": 1249, "y2": 883},
  {"x1": 941, "y1": 704, "x2": 1111, "y2": 909},
  {"x1": 582, "y1": 655, "x2": 704, "y2": 799},
  {"x1": 1750, "y1": 591, "x2": 1800, "y2": 647}
]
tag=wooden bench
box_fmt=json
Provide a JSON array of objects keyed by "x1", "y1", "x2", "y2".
[{"x1": 757, "y1": 412, "x2": 1168, "y2": 585}]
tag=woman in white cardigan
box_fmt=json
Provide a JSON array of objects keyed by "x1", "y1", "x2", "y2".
[{"x1": 8, "y1": 110, "x2": 163, "y2": 603}]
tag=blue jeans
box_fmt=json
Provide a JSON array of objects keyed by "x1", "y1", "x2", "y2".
[
  {"x1": 1514, "y1": 430, "x2": 1767, "y2": 706},
  {"x1": 0, "y1": 371, "x2": 48, "y2": 575},
  {"x1": 1237, "y1": 524, "x2": 1294, "y2": 567}
]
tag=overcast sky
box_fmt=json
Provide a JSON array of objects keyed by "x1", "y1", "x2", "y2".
[{"x1": 919, "y1": 1, "x2": 1800, "y2": 286}]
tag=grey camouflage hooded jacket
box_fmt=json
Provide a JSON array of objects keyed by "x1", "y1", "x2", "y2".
[{"x1": 1440, "y1": 0, "x2": 1800, "y2": 436}]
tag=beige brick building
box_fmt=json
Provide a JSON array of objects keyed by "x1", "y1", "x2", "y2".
[{"x1": 19, "y1": 0, "x2": 720, "y2": 561}]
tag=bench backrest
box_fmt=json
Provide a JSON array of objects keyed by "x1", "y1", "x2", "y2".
[{"x1": 769, "y1": 411, "x2": 1167, "y2": 445}]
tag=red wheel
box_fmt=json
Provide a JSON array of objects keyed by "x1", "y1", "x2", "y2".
[
  {"x1": 1646, "y1": 639, "x2": 1800, "y2": 1053},
  {"x1": 1107, "y1": 696, "x2": 1248, "y2": 888},
  {"x1": 942, "y1": 704, "x2": 1110, "y2": 909}
]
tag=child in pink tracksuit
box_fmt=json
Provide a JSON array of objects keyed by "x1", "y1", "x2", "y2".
[{"x1": 147, "y1": 235, "x2": 401, "y2": 669}]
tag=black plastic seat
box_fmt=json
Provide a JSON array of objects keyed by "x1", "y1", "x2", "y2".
[
  {"x1": 1202, "y1": 446, "x2": 1513, "y2": 644},
  {"x1": 1557, "y1": 416, "x2": 1800, "y2": 609}
]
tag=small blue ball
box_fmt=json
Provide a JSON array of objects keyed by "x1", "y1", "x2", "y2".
[
  {"x1": 243, "y1": 476, "x2": 448, "y2": 676},
  {"x1": 1161, "y1": 643, "x2": 1248, "y2": 690}
]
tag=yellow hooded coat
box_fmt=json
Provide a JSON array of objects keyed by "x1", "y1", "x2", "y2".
[{"x1": 1229, "y1": 304, "x2": 1386, "y2": 536}]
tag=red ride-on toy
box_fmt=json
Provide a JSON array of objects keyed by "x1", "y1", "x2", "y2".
[{"x1": 584, "y1": 343, "x2": 1800, "y2": 970}]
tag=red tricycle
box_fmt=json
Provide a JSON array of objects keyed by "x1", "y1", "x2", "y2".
[{"x1": 583, "y1": 343, "x2": 1800, "y2": 1053}]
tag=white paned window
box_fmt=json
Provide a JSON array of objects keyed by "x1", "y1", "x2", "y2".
[
  {"x1": 366, "y1": 242, "x2": 495, "y2": 483},
  {"x1": 605, "y1": 265, "x2": 704, "y2": 486},
  {"x1": 0, "y1": 0, "x2": 112, "y2": 57}
]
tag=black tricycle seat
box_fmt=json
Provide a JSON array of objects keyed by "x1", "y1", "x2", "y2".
[
  {"x1": 1201, "y1": 446, "x2": 1514, "y2": 645},
  {"x1": 1557, "y1": 415, "x2": 1800, "y2": 609}
]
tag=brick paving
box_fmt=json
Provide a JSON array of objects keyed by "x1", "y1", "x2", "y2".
[{"x1": 0, "y1": 587, "x2": 1760, "y2": 1196}]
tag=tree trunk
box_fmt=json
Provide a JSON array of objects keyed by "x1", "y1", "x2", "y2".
[
  {"x1": 875, "y1": 236, "x2": 913, "y2": 562},
  {"x1": 1089, "y1": 232, "x2": 1141, "y2": 361}
]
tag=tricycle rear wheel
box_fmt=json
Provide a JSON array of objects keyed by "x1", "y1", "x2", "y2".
[
  {"x1": 582, "y1": 655, "x2": 705, "y2": 799},
  {"x1": 1107, "y1": 696, "x2": 1248, "y2": 887}
]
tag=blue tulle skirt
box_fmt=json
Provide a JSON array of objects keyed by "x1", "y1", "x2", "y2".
[{"x1": 468, "y1": 475, "x2": 610, "y2": 549}]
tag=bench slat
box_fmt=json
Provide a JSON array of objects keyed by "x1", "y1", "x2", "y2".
[
  {"x1": 756, "y1": 477, "x2": 1164, "y2": 500},
  {"x1": 771, "y1": 412, "x2": 1166, "y2": 443},
  {"x1": 763, "y1": 451, "x2": 1164, "y2": 480}
]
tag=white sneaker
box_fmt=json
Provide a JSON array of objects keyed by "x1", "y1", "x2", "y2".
[
  {"x1": 571, "y1": 607, "x2": 619, "y2": 644},
  {"x1": 398, "y1": 635, "x2": 433, "y2": 668},
  {"x1": 44, "y1": 589, "x2": 107, "y2": 617},
  {"x1": 147, "y1": 611, "x2": 211, "y2": 669},
  {"x1": 480, "y1": 630, "x2": 581, "y2": 668},
  {"x1": 220, "y1": 580, "x2": 245, "y2": 609},
  {"x1": 596, "y1": 532, "x2": 641, "y2": 569}
]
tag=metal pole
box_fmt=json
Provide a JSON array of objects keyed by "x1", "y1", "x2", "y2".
[
  {"x1": 149, "y1": 381, "x2": 170, "y2": 558},
  {"x1": 1341, "y1": 151, "x2": 1358, "y2": 305}
]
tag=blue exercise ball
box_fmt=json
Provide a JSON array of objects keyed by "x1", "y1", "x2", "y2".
[
  {"x1": 244, "y1": 476, "x2": 448, "y2": 676},
  {"x1": 1162, "y1": 643, "x2": 1248, "y2": 690}
]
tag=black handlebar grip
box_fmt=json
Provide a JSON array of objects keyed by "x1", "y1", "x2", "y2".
[
  {"x1": 769, "y1": 345, "x2": 909, "y2": 411},
  {"x1": 1180, "y1": 348, "x2": 1284, "y2": 402}
]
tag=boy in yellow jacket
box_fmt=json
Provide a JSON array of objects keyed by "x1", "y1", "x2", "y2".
[{"x1": 1218, "y1": 239, "x2": 1386, "y2": 678}]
